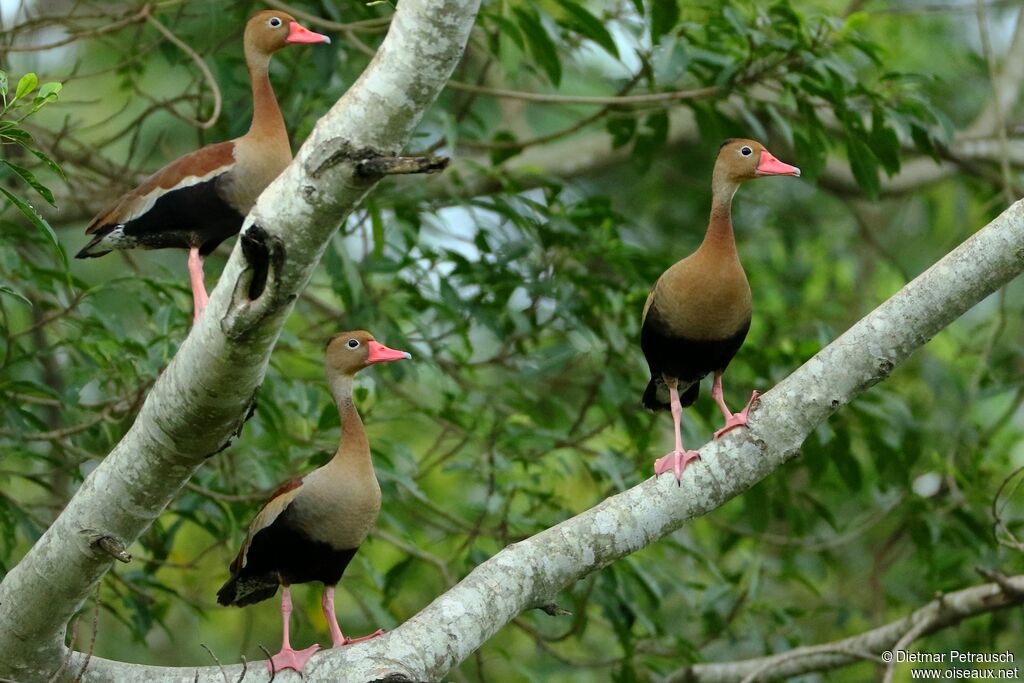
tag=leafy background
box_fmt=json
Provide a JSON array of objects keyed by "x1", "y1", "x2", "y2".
[{"x1": 0, "y1": 0, "x2": 1021, "y2": 681}]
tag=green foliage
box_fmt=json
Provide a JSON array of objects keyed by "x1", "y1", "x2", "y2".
[
  {"x1": 0, "y1": 71, "x2": 66, "y2": 281},
  {"x1": 0, "y1": 1, "x2": 1021, "y2": 681}
]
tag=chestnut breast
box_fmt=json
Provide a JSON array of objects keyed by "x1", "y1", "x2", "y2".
[
  {"x1": 285, "y1": 463, "x2": 381, "y2": 550},
  {"x1": 646, "y1": 249, "x2": 752, "y2": 341},
  {"x1": 220, "y1": 135, "x2": 292, "y2": 215}
]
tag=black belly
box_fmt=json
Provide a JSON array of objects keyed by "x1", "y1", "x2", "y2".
[
  {"x1": 119, "y1": 176, "x2": 243, "y2": 254},
  {"x1": 640, "y1": 303, "x2": 750, "y2": 409},
  {"x1": 241, "y1": 509, "x2": 359, "y2": 587}
]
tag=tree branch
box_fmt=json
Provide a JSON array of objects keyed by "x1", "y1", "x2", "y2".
[
  {"x1": 69, "y1": 184, "x2": 1024, "y2": 681},
  {"x1": 966, "y1": 9, "x2": 1024, "y2": 138},
  {"x1": 666, "y1": 575, "x2": 1024, "y2": 682},
  {"x1": 0, "y1": 1, "x2": 480, "y2": 681}
]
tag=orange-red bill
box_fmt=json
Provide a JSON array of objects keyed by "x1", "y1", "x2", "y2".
[
  {"x1": 366, "y1": 340, "x2": 412, "y2": 364},
  {"x1": 756, "y1": 150, "x2": 800, "y2": 176},
  {"x1": 286, "y1": 22, "x2": 331, "y2": 44}
]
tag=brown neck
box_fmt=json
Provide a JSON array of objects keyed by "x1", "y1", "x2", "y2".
[
  {"x1": 699, "y1": 170, "x2": 740, "y2": 256},
  {"x1": 326, "y1": 374, "x2": 373, "y2": 475},
  {"x1": 244, "y1": 50, "x2": 286, "y2": 142}
]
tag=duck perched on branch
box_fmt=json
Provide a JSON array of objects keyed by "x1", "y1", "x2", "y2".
[
  {"x1": 641, "y1": 139, "x2": 800, "y2": 482},
  {"x1": 75, "y1": 11, "x2": 330, "y2": 323},
  {"x1": 216, "y1": 331, "x2": 411, "y2": 674}
]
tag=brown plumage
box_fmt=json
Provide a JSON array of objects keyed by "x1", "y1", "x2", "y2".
[
  {"x1": 642, "y1": 139, "x2": 800, "y2": 481},
  {"x1": 76, "y1": 11, "x2": 330, "y2": 323},
  {"x1": 217, "y1": 331, "x2": 411, "y2": 674}
]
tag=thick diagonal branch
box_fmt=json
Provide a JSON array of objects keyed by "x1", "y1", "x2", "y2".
[
  {"x1": 0, "y1": 2, "x2": 480, "y2": 681},
  {"x1": 72, "y1": 197, "x2": 1024, "y2": 682}
]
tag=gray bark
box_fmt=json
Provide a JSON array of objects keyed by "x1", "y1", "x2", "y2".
[
  {"x1": 63, "y1": 193, "x2": 1024, "y2": 681},
  {"x1": 0, "y1": 1, "x2": 480, "y2": 680}
]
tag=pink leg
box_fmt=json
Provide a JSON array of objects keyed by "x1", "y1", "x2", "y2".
[
  {"x1": 712, "y1": 372, "x2": 759, "y2": 439},
  {"x1": 653, "y1": 384, "x2": 701, "y2": 484},
  {"x1": 322, "y1": 585, "x2": 385, "y2": 648},
  {"x1": 267, "y1": 587, "x2": 320, "y2": 674},
  {"x1": 187, "y1": 247, "x2": 208, "y2": 324}
]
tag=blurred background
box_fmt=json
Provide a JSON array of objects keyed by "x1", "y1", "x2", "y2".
[{"x1": 0, "y1": 0, "x2": 1021, "y2": 680}]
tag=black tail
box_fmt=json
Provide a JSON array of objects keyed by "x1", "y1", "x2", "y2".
[
  {"x1": 642, "y1": 378, "x2": 699, "y2": 411},
  {"x1": 216, "y1": 573, "x2": 279, "y2": 607}
]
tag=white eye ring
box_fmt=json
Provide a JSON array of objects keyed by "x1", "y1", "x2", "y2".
[
  {"x1": 347, "y1": 339, "x2": 360, "y2": 349},
  {"x1": 740, "y1": 146, "x2": 753, "y2": 157},
  {"x1": 268, "y1": 17, "x2": 282, "y2": 28}
]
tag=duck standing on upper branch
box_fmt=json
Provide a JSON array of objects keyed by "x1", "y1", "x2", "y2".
[
  {"x1": 75, "y1": 11, "x2": 330, "y2": 323},
  {"x1": 216, "y1": 331, "x2": 411, "y2": 673},
  {"x1": 641, "y1": 139, "x2": 800, "y2": 482}
]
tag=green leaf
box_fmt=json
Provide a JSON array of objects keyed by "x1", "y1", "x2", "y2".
[
  {"x1": 487, "y1": 13, "x2": 524, "y2": 50},
  {"x1": 490, "y1": 130, "x2": 522, "y2": 165},
  {"x1": 606, "y1": 117, "x2": 636, "y2": 149},
  {"x1": 869, "y1": 108, "x2": 901, "y2": 175},
  {"x1": 382, "y1": 555, "x2": 415, "y2": 605},
  {"x1": 0, "y1": 127, "x2": 32, "y2": 144},
  {"x1": 846, "y1": 136, "x2": 880, "y2": 199},
  {"x1": 0, "y1": 284, "x2": 30, "y2": 306},
  {"x1": 23, "y1": 146, "x2": 66, "y2": 181},
  {"x1": 369, "y1": 201, "x2": 385, "y2": 258},
  {"x1": 32, "y1": 81, "x2": 62, "y2": 111},
  {"x1": 13, "y1": 73, "x2": 37, "y2": 102},
  {"x1": 802, "y1": 492, "x2": 840, "y2": 531},
  {"x1": 0, "y1": 71, "x2": 7, "y2": 98},
  {"x1": 1, "y1": 160, "x2": 55, "y2": 205},
  {"x1": 37, "y1": 81, "x2": 61, "y2": 99},
  {"x1": 0, "y1": 186, "x2": 67, "y2": 268},
  {"x1": 833, "y1": 449, "x2": 864, "y2": 492},
  {"x1": 553, "y1": 0, "x2": 619, "y2": 58},
  {"x1": 512, "y1": 7, "x2": 562, "y2": 85},
  {"x1": 650, "y1": 0, "x2": 679, "y2": 44},
  {"x1": 632, "y1": 111, "x2": 669, "y2": 165},
  {"x1": 910, "y1": 123, "x2": 940, "y2": 161}
]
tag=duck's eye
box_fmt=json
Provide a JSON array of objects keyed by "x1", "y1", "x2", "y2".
[
  {"x1": 347, "y1": 339, "x2": 360, "y2": 349},
  {"x1": 268, "y1": 17, "x2": 282, "y2": 28},
  {"x1": 740, "y1": 146, "x2": 753, "y2": 157}
]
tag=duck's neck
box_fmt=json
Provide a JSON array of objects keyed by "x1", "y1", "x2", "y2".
[
  {"x1": 699, "y1": 171, "x2": 740, "y2": 257},
  {"x1": 326, "y1": 374, "x2": 373, "y2": 477},
  {"x1": 244, "y1": 50, "x2": 287, "y2": 144}
]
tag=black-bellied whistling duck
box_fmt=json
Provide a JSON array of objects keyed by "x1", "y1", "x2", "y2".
[
  {"x1": 75, "y1": 11, "x2": 329, "y2": 323},
  {"x1": 216, "y1": 331, "x2": 411, "y2": 673},
  {"x1": 642, "y1": 139, "x2": 800, "y2": 482}
]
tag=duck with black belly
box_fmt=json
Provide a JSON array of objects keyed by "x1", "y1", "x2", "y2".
[{"x1": 641, "y1": 139, "x2": 800, "y2": 482}]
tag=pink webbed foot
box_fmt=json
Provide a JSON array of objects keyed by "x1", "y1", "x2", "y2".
[
  {"x1": 336, "y1": 629, "x2": 385, "y2": 647},
  {"x1": 323, "y1": 585, "x2": 386, "y2": 649},
  {"x1": 267, "y1": 643, "x2": 320, "y2": 674},
  {"x1": 653, "y1": 449, "x2": 701, "y2": 483},
  {"x1": 714, "y1": 390, "x2": 759, "y2": 439}
]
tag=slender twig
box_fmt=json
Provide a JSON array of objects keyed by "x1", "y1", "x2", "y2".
[
  {"x1": 446, "y1": 80, "x2": 720, "y2": 106},
  {"x1": 264, "y1": 0, "x2": 391, "y2": 32},
  {"x1": 2, "y1": 4, "x2": 151, "y2": 53},
  {"x1": 975, "y1": 0, "x2": 1015, "y2": 205},
  {"x1": 257, "y1": 645, "x2": 275, "y2": 683},
  {"x1": 199, "y1": 644, "x2": 230, "y2": 683},
  {"x1": 144, "y1": 13, "x2": 222, "y2": 129},
  {"x1": 371, "y1": 528, "x2": 455, "y2": 587},
  {"x1": 992, "y1": 464, "x2": 1024, "y2": 551},
  {"x1": 72, "y1": 584, "x2": 101, "y2": 683},
  {"x1": 740, "y1": 645, "x2": 880, "y2": 683}
]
